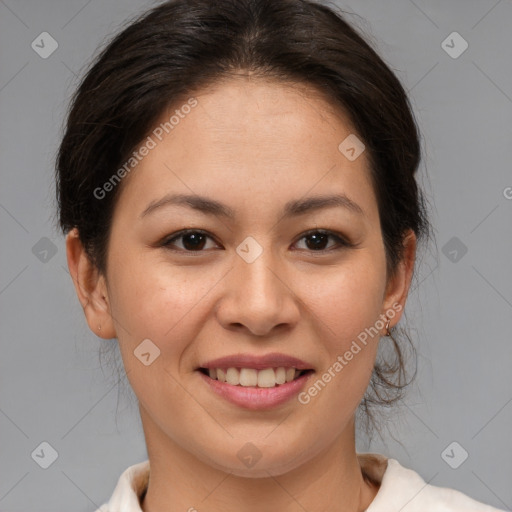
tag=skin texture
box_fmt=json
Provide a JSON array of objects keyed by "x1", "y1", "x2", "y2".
[{"x1": 66, "y1": 76, "x2": 416, "y2": 512}]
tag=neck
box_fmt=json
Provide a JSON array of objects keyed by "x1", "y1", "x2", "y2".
[{"x1": 139, "y1": 408, "x2": 379, "y2": 512}]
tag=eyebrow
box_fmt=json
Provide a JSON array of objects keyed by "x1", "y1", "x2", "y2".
[{"x1": 139, "y1": 192, "x2": 364, "y2": 220}]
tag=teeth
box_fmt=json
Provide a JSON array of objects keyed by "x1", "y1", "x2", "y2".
[
  {"x1": 206, "y1": 367, "x2": 305, "y2": 387},
  {"x1": 226, "y1": 367, "x2": 240, "y2": 385},
  {"x1": 257, "y1": 368, "x2": 276, "y2": 388},
  {"x1": 275, "y1": 367, "x2": 286, "y2": 384},
  {"x1": 239, "y1": 368, "x2": 258, "y2": 386}
]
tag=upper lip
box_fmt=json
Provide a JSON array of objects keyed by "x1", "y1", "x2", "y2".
[{"x1": 198, "y1": 352, "x2": 313, "y2": 371}]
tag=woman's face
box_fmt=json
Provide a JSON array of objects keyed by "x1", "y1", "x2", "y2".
[{"x1": 70, "y1": 77, "x2": 415, "y2": 476}]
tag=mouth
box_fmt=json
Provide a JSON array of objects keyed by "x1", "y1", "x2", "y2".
[
  {"x1": 197, "y1": 367, "x2": 314, "y2": 388},
  {"x1": 196, "y1": 353, "x2": 315, "y2": 408}
]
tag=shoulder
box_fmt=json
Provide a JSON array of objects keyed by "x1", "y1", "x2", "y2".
[{"x1": 360, "y1": 454, "x2": 506, "y2": 512}]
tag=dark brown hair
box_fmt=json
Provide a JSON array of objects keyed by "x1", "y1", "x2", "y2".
[{"x1": 55, "y1": 0, "x2": 430, "y2": 440}]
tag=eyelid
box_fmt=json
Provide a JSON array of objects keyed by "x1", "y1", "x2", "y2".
[
  {"x1": 161, "y1": 229, "x2": 220, "y2": 251},
  {"x1": 293, "y1": 228, "x2": 353, "y2": 249},
  {"x1": 160, "y1": 228, "x2": 354, "y2": 253}
]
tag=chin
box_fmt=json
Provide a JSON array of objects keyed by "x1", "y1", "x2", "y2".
[{"x1": 195, "y1": 439, "x2": 311, "y2": 478}]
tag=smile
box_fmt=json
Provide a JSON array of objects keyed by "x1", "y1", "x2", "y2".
[{"x1": 198, "y1": 367, "x2": 313, "y2": 388}]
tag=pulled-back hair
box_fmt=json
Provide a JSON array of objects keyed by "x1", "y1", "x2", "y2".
[{"x1": 55, "y1": 0, "x2": 430, "y2": 439}]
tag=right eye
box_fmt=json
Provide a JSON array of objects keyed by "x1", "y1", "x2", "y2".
[{"x1": 161, "y1": 229, "x2": 220, "y2": 252}]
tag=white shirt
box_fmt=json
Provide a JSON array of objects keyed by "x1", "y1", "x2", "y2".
[{"x1": 95, "y1": 452, "x2": 506, "y2": 511}]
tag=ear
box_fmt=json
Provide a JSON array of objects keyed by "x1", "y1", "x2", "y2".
[
  {"x1": 65, "y1": 228, "x2": 116, "y2": 339},
  {"x1": 381, "y1": 229, "x2": 417, "y2": 327}
]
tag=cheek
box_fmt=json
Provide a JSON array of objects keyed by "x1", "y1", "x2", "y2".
[
  {"x1": 296, "y1": 263, "x2": 384, "y2": 419},
  {"x1": 108, "y1": 253, "x2": 223, "y2": 348},
  {"x1": 107, "y1": 259, "x2": 213, "y2": 402},
  {"x1": 301, "y1": 256, "x2": 387, "y2": 345}
]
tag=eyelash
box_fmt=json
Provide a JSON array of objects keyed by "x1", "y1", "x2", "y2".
[{"x1": 160, "y1": 228, "x2": 354, "y2": 254}]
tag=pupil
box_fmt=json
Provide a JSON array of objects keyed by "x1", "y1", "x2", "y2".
[
  {"x1": 183, "y1": 233, "x2": 205, "y2": 250},
  {"x1": 306, "y1": 233, "x2": 327, "y2": 250},
  {"x1": 181, "y1": 232, "x2": 328, "y2": 251}
]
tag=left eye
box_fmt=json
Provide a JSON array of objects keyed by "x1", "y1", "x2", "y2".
[
  {"x1": 161, "y1": 229, "x2": 350, "y2": 252},
  {"x1": 294, "y1": 230, "x2": 350, "y2": 251}
]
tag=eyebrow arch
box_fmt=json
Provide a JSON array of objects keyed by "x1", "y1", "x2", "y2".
[{"x1": 139, "y1": 192, "x2": 364, "y2": 220}]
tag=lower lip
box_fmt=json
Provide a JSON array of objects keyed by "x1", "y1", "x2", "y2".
[{"x1": 197, "y1": 370, "x2": 313, "y2": 410}]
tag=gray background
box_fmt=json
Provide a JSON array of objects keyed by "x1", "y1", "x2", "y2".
[{"x1": 1, "y1": 0, "x2": 511, "y2": 510}]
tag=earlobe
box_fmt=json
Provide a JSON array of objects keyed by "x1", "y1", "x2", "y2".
[
  {"x1": 65, "y1": 228, "x2": 116, "y2": 339},
  {"x1": 382, "y1": 229, "x2": 417, "y2": 327}
]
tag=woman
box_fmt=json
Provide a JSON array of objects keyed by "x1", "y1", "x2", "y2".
[{"x1": 55, "y1": 0, "x2": 505, "y2": 510}]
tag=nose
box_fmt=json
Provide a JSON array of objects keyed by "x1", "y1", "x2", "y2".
[{"x1": 215, "y1": 246, "x2": 300, "y2": 337}]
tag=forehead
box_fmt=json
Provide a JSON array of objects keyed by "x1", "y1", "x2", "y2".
[{"x1": 113, "y1": 77, "x2": 377, "y2": 223}]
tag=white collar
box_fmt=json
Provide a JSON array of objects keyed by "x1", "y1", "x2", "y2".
[{"x1": 98, "y1": 452, "x2": 503, "y2": 511}]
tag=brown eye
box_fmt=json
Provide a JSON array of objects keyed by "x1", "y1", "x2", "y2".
[
  {"x1": 294, "y1": 230, "x2": 352, "y2": 252},
  {"x1": 161, "y1": 228, "x2": 352, "y2": 254},
  {"x1": 179, "y1": 232, "x2": 207, "y2": 251},
  {"x1": 162, "y1": 230, "x2": 218, "y2": 251},
  {"x1": 302, "y1": 232, "x2": 331, "y2": 251}
]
